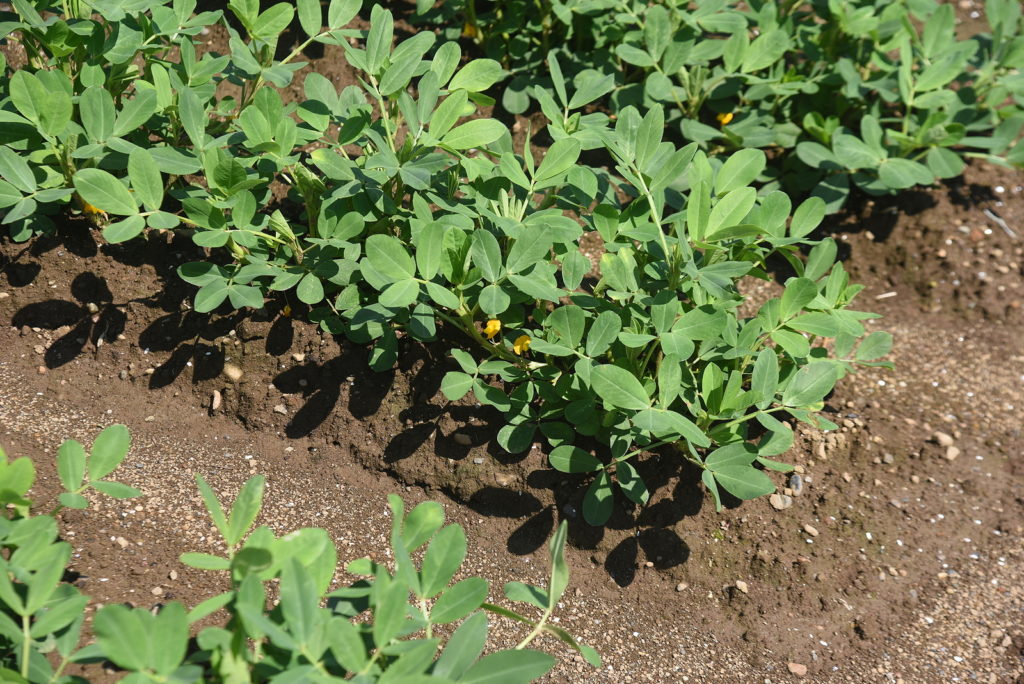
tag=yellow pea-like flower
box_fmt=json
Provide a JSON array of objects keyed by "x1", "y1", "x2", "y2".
[
  {"x1": 483, "y1": 319, "x2": 501, "y2": 339},
  {"x1": 716, "y1": 112, "x2": 734, "y2": 125},
  {"x1": 282, "y1": 304, "x2": 292, "y2": 318},
  {"x1": 513, "y1": 335, "x2": 531, "y2": 355},
  {"x1": 462, "y1": 21, "x2": 478, "y2": 38}
]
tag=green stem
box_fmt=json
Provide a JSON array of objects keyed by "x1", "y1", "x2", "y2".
[
  {"x1": 515, "y1": 608, "x2": 552, "y2": 650},
  {"x1": 21, "y1": 614, "x2": 31, "y2": 678}
]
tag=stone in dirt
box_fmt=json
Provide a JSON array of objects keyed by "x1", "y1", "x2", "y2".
[
  {"x1": 273, "y1": 404, "x2": 287, "y2": 415},
  {"x1": 770, "y1": 493, "x2": 793, "y2": 510},
  {"x1": 223, "y1": 363, "x2": 243, "y2": 382},
  {"x1": 787, "y1": 662, "x2": 808, "y2": 676},
  {"x1": 735, "y1": 580, "x2": 749, "y2": 594},
  {"x1": 789, "y1": 473, "x2": 804, "y2": 495},
  {"x1": 945, "y1": 446, "x2": 960, "y2": 460},
  {"x1": 933, "y1": 431, "x2": 954, "y2": 447},
  {"x1": 211, "y1": 390, "x2": 222, "y2": 411}
]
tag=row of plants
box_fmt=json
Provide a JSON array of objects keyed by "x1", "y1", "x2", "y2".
[
  {"x1": 417, "y1": 0, "x2": 1024, "y2": 210},
  {"x1": 0, "y1": 425, "x2": 598, "y2": 682},
  {"x1": 0, "y1": 0, "x2": 896, "y2": 523}
]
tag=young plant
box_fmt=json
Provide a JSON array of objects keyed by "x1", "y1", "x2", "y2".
[
  {"x1": 0, "y1": 427, "x2": 596, "y2": 682},
  {"x1": 0, "y1": 424, "x2": 140, "y2": 683}
]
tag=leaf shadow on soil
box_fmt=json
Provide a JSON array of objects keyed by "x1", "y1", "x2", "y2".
[{"x1": 11, "y1": 272, "x2": 128, "y2": 369}]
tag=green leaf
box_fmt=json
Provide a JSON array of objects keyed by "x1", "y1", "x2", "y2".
[
  {"x1": 9, "y1": 70, "x2": 71, "y2": 137},
  {"x1": 470, "y1": 229, "x2": 502, "y2": 282},
  {"x1": 431, "y1": 577, "x2": 489, "y2": 624},
  {"x1": 478, "y1": 283, "x2": 510, "y2": 315},
  {"x1": 128, "y1": 148, "x2": 163, "y2": 212},
  {"x1": 429, "y1": 89, "x2": 467, "y2": 140},
  {"x1": 380, "y1": 279, "x2": 420, "y2": 308},
  {"x1": 712, "y1": 466, "x2": 775, "y2": 500},
  {"x1": 0, "y1": 147, "x2": 35, "y2": 194},
  {"x1": 91, "y1": 480, "x2": 141, "y2": 498},
  {"x1": 449, "y1": 59, "x2": 505, "y2": 92},
  {"x1": 103, "y1": 216, "x2": 146, "y2": 243},
  {"x1": 89, "y1": 424, "x2": 130, "y2": 481},
  {"x1": 73, "y1": 169, "x2": 138, "y2": 216},
  {"x1": 433, "y1": 612, "x2": 488, "y2": 679},
  {"x1": 715, "y1": 148, "x2": 766, "y2": 196},
  {"x1": 252, "y1": 3, "x2": 295, "y2": 41},
  {"x1": 582, "y1": 470, "x2": 613, "y2": 525},
  {"x1": 442, "y1": 119, "x2": 505, "y2": 150},
  {"x1": 297, "y1": 0, "x2": 321, "y2": 37},
  {"x1": 549, "y1": 445, "x2": 602, "y2": 473},
  {"x1": 780, "y1": 278, "x2": 818, "y2": 320},
  {"x1": 877, "y1": 158, "x2": 933, "y2": 189},
  {"x1": 194, "y1": 474, "x2": 229, "y2": 541},
  {"x1": 751, "y1": 349, "x2": 778, "y2": 407},
  {"x1": 782, "y1": 361, "x2": 837, "y2": 407},
  {"x1": 925, "y1": 147, "x2": 965, "y2": 179},
  {"x1": 402, "y1": 499, "x2": 445, "y2": 551},
  {"x1": 57, "y1": 439, "x2": 87, "y2": 493},
  {"x1": 420, "y1": 524, "x2": 467, "y2": 598},
  {"x1": 58, "y1": 492, "x2": 88, "y2": 509},
  {"x1": 226, "y1": 475, "x2": 265, "y2": 546},
  {"x1": 459, "y1": 649, "x2": 556, "y2": 684},
  {"x1": 534, "y1": 138, "x2": 581, "y2": 186},
  {"x1": 296, "y1": 272, "x2": 325, "y2": 305},
  {"x1": 790, "y1": 196, "x2": 825, "y2": 238},
  {"x1": 585, "y1": 310, "x2": 621, "y2": 357},
  {"x1": 366, "y1": 234, "x2": 415, "y2": 280},
  {"x1": 616, "y1": 460, "x2": 648, "y2": 505},
  {"x1": 706, "y1": 186, "x2": 756, "y2": 235},
  {"x1": 80, "y1": 87, "x2": 115, "y2": 142},
  {"x1": 856, "y1": 331, "x2": 893, "y2": 361},
  {"x1": 328, "y1": 0, "x2": 361, "y2": 27},
  {"x1": 591, "y1": 365, "x2": 649, "y2": 410}
]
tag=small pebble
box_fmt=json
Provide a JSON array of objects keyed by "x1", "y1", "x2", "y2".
[
  {"x1": 292, "y1": 352, "x2": 305, "y2": 362},
  {"x1": 151, "y1": 586, "x2": 164, "y2": 596},
  {"x1": 273, "y1": 404, "x2": 287, "y2": 415},
  {"x1": 789, "y1": 473, "x2": 803, "y2": 496},
  {"x1": 735, "y1": 580, "x2": 749, "y2": 594},
  {"x1": 676, "y1": 582, "x2": 688, "y2": 592},
  {"x1": 770, "y1": 493, "x2": 793, "y2": 510},
  {"x1": 788, "y1": 662, "x2": 808, "y2": 677},
  {"x1": 803, "y1": 524, "x2": 819, "y2": 537},
  {"x1": 223, "y1": 364, "x2": 244, "y2": 382},
  {"x1": 211, "y1": 390, "x2": 222, "y2": 411},
  {"x1": 945, "y1": 446, "x2": 960, "y2": 461},
  {"x1": 472, "y1": 457, "x2": 484, "y2": 465},
  {"x1": 933, "y1": 431, "x2": 954, "y2": 448}
]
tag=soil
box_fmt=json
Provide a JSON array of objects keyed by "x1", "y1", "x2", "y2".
[{"x1": 3, "y1": 2, "x2": 1024, "y2": 683}]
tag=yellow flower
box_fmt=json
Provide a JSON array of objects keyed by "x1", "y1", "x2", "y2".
[
  {"x1": 80, "y1": 200, "x2": 106, "y2": 219},
  {"x1": 716, "y1": 112, "x2": 734, "y2": 126},
  {"x1": 281, "y1": 304, "x2": 292, "y2": 318},
  {"x1": 483, "y1": 319, "x2": 501, "y2": 339},
  {"x1": 513, "y1": 335, "x2": 531, "y2": 355},
  {"x1": 462, "y1": 21, "x2": 478, "y2": 38}
]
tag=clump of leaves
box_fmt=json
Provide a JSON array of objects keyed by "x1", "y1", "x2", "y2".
[
  {"x1": 416, "y1": 0, "x2": 1024, "y2": 211},
  {"x1": 0, "y1": 426, "x2": 596, "y2": 682}
]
